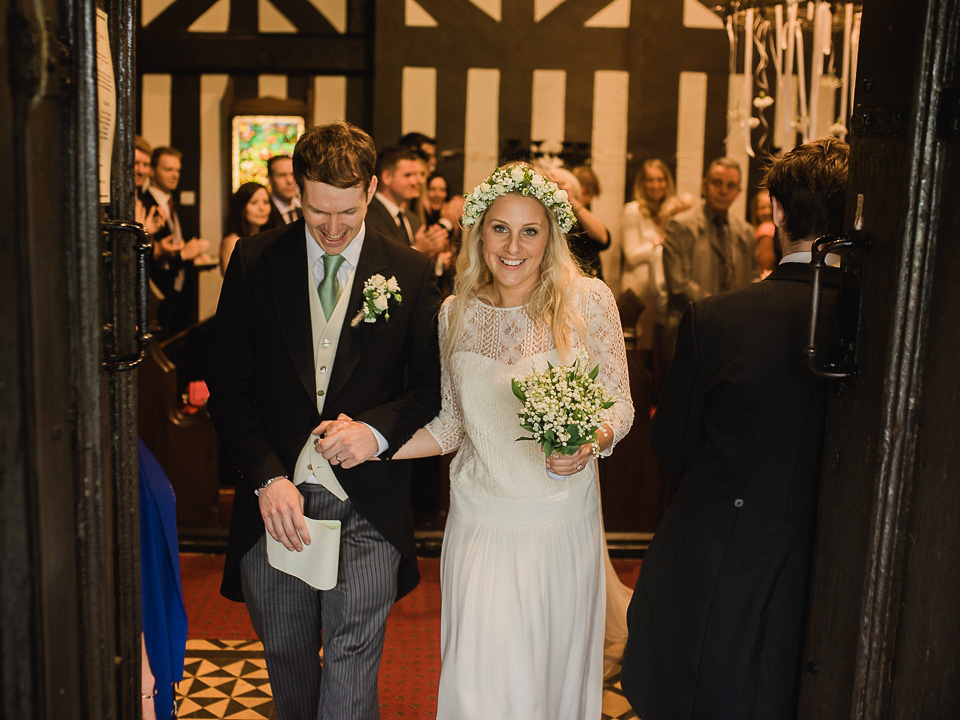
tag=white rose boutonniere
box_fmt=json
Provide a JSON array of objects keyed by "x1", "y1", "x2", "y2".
[{"x1": 350, "y1": 274, "x2": 402, "y2": 327}]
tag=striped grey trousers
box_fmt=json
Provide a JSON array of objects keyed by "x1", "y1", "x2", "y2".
[{"x1": 240, "y1": 484, "x2": 401, "y2": 720}]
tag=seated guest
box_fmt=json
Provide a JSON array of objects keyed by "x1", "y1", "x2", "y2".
[
  {"x1": 267, "y1": 155, "x2": 300, "y2": 224},
  {"x1": 547, "y1": 167, "x2": 611, "y2": 280},
  {"x1": 367, "y1": 145, "x2": 448, "y2": 257},
  {"x1": 219, "y1": 182, "x2": 284, "y2": 274},
  {"x1": 621, "y1": 137, "x2": 850, "y2": 720}
]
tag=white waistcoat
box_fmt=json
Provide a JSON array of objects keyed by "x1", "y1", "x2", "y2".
[{"x1": 290, "y1": 258, "x2": 358, "y2": 501}]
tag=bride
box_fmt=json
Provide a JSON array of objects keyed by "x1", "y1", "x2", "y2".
[
  {"x1": 405, "y1": 162, "x2": 636, "y2": 718},
  {"x1": 335, "y1": 163, "x2": 633, "y2": 717}
]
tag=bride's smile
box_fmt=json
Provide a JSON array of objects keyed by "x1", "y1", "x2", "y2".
[{"x1": 481, "y1": 193, "x2": 549, "y2": 307}]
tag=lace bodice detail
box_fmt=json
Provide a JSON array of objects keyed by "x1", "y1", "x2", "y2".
[{"x1": 426, "y1": 277, "x2": 634, "y2": 499}]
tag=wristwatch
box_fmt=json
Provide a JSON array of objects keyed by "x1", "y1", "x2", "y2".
[{"x1": 254, "y1": 476, "x2": 287, "y2": 496}]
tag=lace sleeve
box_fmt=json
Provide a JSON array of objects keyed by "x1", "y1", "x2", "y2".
[
  {"x1": 425, "y1": 298, "x2": 465, "y2": 454},
  {"x1": 580, "y1": 278, "x2": 634, "y2": 456}
]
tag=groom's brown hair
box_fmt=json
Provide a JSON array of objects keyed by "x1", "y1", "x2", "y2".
[{"x1": 293, "y1": 120, "x2": 377, "y2": 192}]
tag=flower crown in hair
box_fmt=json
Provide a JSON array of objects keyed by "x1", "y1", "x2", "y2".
[{"x1": 462, "y1": 164, "x2": 576, "y2": 233}]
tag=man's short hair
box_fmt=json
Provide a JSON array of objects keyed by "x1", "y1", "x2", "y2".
[
  {"x1": 375, "y1": 145, "x2": 422, "y2": 180},
  {"x1": 150, "y1": 146, "x2": 182, "y2": 168},
  {"x1": 398, "y1": 132, "x2": 435, "y2": 150},
  {"x1": 292, "y1": 121, "x2": 376, "y2": 191},
  {"x1": 135, "y1": 135, "x2": 152, "y2": 156},
  {"x1": 706, "y1": 157, "x2": 742, "y2": 179},
  {"x1": 762, "y1": 137, "x2": 849, "y2": 242},
  {"x1": 267, "y1": 154, "x2": 292, "y2": 177}
]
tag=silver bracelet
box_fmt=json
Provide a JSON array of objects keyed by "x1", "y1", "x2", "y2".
[
  {"x1": 142, "y1": 687, "x2": 157, "y2": 700},
  {"x1": 254, "y1": 476, "x2": 287, "y2": 496}
]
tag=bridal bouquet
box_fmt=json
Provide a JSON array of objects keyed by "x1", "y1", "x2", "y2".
[{"x1": 511, "y1": 356, "x2": 616, "y2": 459}]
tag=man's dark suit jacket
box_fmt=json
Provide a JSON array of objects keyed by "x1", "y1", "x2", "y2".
[
  {"x1": 205, "y1": 221, "x2": 442, "y2": 602},
  {"x1": 621, "y1": 262, "x2": 838, "y2": 720},
  {"x1": 140, "y1": 188, "x2": 198, "y2": 338},
  {"x1": 365, "y1": 195, "x2": 421, "y2": 247}
]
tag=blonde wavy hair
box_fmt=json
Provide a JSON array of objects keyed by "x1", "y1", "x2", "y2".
[{"x1": 444, "y1": 163, "x2": 586, "y2": 362}]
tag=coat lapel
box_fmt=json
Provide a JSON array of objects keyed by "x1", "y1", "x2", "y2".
[
  {"x1": 266, "y1": 222, "x2": 316, "y2": 402},
  {"x1": 324, "y1": 229, "x2": 393, "y2": 409}
]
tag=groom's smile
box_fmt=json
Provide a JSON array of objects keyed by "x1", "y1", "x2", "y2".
[{"x1": 300, "y1": 177, "x2": 378, "y2": 255}]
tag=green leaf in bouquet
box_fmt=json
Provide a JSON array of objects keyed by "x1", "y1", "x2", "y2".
[
  {"x1": 511, "y1": 379, "x2": 526, "y2": 402},
  {"x1": 516, "y1": 436, "x2": 534, "y2": 442},
  {"x1": 543, "y1": 440, "x2": 554, "y2": 457},
  {"x1": 588, "y1": 364, "x2": 600, "y2": 380},
  {"x1": 602, "y1": 401, "x2": 615, "y2": 409}
]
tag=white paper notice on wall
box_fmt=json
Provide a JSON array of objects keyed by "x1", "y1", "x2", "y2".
[{"x1": 95, "y1": 10, "x2": 117, "y2": 204}]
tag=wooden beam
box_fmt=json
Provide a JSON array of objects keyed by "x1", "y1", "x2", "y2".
[{"x1": 137, "y1": 33, "x2": 369, "y2": 74}]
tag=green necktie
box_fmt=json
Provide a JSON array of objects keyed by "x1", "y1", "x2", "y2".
[{"x1": 317, "y1": 253, "x2": 346, "y2": 320}]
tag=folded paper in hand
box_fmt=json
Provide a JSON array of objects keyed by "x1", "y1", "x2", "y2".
[{"x1": 266, "y1": 518, "x2": 341, "y2": 590}]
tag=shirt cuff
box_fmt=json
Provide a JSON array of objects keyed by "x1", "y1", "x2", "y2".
[{"x1": 360, "y1": 422, "x2": 389, "y2": 457}]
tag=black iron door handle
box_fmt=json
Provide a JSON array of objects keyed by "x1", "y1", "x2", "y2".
[
  {"x1": 102, "y1": 219, "x2": 152, "y2": 371},
  {"x1": 804, "y1": 233, "x2": 866, "y2": 380}
]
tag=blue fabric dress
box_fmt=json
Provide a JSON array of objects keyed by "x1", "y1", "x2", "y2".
[{"x1": 139, "y1": 438, "x2": 188, "y2": 719}]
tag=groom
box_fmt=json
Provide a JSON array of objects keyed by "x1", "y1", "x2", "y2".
[{"x1": 206, "y1": 121, "x2": 441, "y2": 720}]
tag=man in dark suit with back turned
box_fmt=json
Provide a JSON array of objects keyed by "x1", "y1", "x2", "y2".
[
  {"x1": 206, "y1": 121, "x2": 441, "y2": 720},
  {"x1": 621, "y1": 137, "x2": 849, "y2": 720}
]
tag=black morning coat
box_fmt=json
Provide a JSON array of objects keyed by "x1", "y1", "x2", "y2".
[
  {"x1": 622, "y1": 261, "x2": 839, "y2": 720},
  {"x1": 205, "y1": 220, "x2": 442, "y2": 602}
]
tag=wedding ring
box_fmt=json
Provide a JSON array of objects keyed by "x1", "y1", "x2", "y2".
[
  {"x1": 336, "y1": 454, "x2": 341, "y2": 463},
  {"x1": 575, "y1": 461, "x2": 582, "y2": 471}
]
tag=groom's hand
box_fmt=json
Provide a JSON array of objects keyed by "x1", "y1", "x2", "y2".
[
  {"x1": 258, "y1": 478, "x2": 311, "y2": 551},
  {"x1": 313, "y1": 413, "x2": 378, "y2": 469}
]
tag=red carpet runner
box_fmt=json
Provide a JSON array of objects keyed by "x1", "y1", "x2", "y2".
[{"x1": 178, "y1": 553, "x2": 640, "y2": 719}]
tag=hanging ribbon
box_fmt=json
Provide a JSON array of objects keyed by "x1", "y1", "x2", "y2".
[
  {"x1": 795, "y1": 15, "x2": 809, "y2": 143},
  {"x1": 754, "y1": 16, "x2": 774, "y2": 151},
  {"x1": 838, "y1": 3, "x2": 854, "y2": 138},
  {"x1": 742, "y1": 8, "x2": 756, "y2": 157},
  {"x1": 851, "y1": 11, "x2": 862, "y2": 116}
]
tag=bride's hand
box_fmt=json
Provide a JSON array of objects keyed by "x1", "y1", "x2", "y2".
[{"x1": 544, "y1": 443, "x2": 593, "y2": 476}]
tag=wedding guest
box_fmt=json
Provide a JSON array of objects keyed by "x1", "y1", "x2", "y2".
[
  {"x1": 219, "y1": 182, "x2": 284, "y2": 274},
  {"x1": 750, "y1": 188, "x2": 774, "y2": 226},
  {"x1": 573, "y1": 164, "x2": 601, "y2": 208},
  {"x1": 351, "y1": 163, "x2": 634, "y2": 718},
  {"x1": 754, "y1": 221, "x2": 777, "y2": 279},
  {"x1": 661, "y1": 157, "x2": 756, "y2": 361},
  {"x1": 620, "y1": 159, "x2": 689, "y2": 370},
  {"x1": 548, "y1": 167, "x2": 611, "y2": 280},
  {"x1": 366, "y1": 146, "x2": 448, "y2": 257},
  {"x1": 142, "y1": 146, "x2": 214, "y2": 338},
  {"x1": 267, "y1": 155, "x2": 301, "y2": 224},
  {"x1": 424, "y1": 172, "x2": 449, "y2": 226},
  {"x1": 133, "y1": 136, "x2": 165, "y2": 239},
  {"x1": 622, "y1": 137, "x2": 850, "y2": 720},
  {"x1": 398, "y1": 131, "x2": 438, "y2": 173}
]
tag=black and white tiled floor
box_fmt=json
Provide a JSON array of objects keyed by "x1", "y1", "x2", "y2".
[{"x1": 177, "y1": 639, "x2": 639, "y2": 719}]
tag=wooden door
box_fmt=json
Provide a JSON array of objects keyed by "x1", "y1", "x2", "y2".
[
  {"x1": 0, "y1": 1, "x2": 142, "y2": 717},
  {"x1": 799, "y1": 0, "x2": 960, "y2": 716}
]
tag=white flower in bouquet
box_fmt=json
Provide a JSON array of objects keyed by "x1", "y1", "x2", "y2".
[{"x1": 511, "y1": 355, "x2": 616, "y2": 460}]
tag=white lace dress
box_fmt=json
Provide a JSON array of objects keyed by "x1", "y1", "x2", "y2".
[{"x1": 426, "y1": 276, "x2": 633, "y2": 720}]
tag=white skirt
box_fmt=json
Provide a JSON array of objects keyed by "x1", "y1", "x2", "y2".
[{"x1": 436, "y1": 480, "x2": 605, "y2": 720}]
